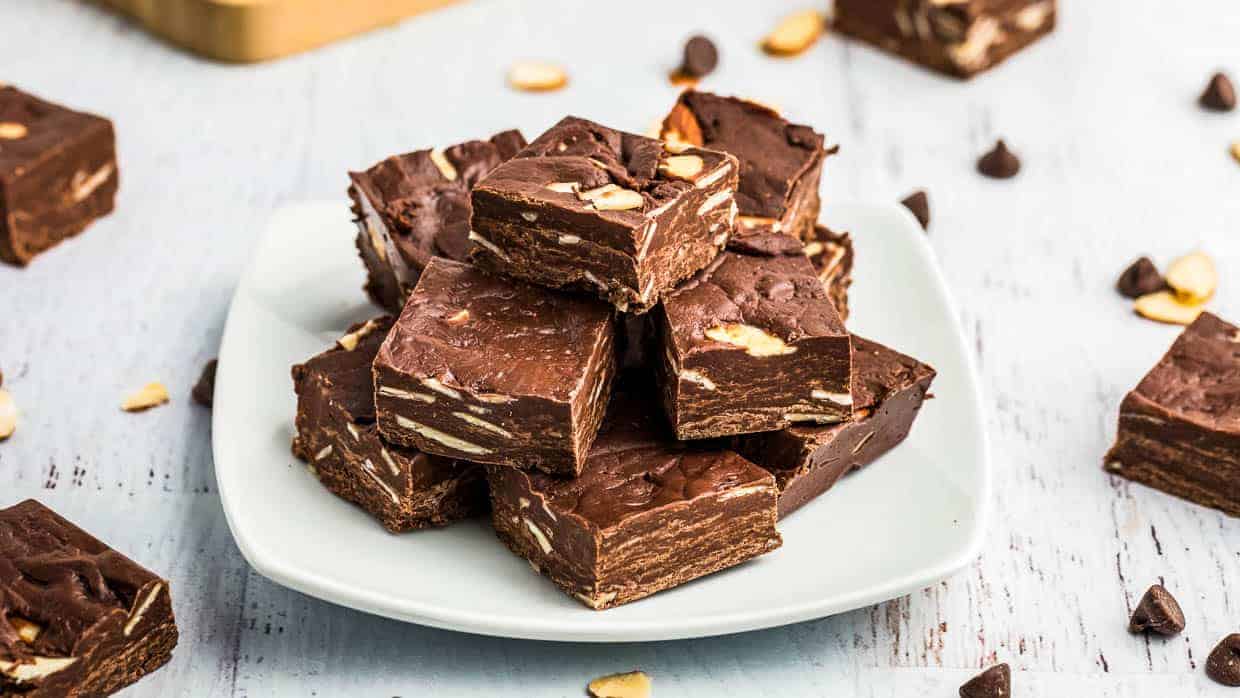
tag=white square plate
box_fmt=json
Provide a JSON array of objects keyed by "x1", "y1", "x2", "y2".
[{"x1": 213, "y1": 200, "x2": 989, "y2": 642}]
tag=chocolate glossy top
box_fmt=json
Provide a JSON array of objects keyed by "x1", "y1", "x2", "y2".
[{"x1": 1134, "y1": 313, "x2": 1240, "y2": 429}]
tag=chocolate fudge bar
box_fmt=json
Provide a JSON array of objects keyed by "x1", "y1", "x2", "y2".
[
  {"x1": 470, "y1": 116, "x2": 739, "y2": 313},
  {"x1": 0, "y1": 87, "x2": 117, "y2": 266},
  {"x1": 0, "y1": 500, "x2": 177, "y2": 696},
  {"x1": 1105, "y1": 313, "x2": 1240, "y2": 516},
  {"x1": 656, "y1": 250, "x2": 852, "y2": 440},
  {"x1": 737, "y1": 336, "x2": 936, "y2": 517},
  {"x1": 660, "y1": 91, "x2": 832, "y2": 245},
  {"x1": 834, "y1": 0, "x2": 1057, "y2": 79},
  {"x1": 349, "y1": 130, "x2": 526, "y2": 313},
  {"x1": 726, "y1": 224, "x2": 854, "y2": 321},
  {"x1": 487, "y1": 381, "x2": 781, "y2": 610},
  {"x1": 292, "y1": 316, "x2": 488, "y2": 532},
  {"x1": 374, "y1": 257, "x2": 616, "y2": 476}
]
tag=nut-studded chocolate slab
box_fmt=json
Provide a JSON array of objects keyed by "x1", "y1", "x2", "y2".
[
  {"x1": 292, "y1": 316, "x2": 488, "y2": 533},
  {"x1": 0, "y1": 86, "x2": 118, "y2": 266},
  {"x1": 833, "y1": 0, "x2": 1057, "y2": 79},
  {"x1": 661, "y1": 90, "x2": 831, "y2": 245},
  {"x1": 469, "y1": 116, "x2": 739, "y2": 314},
  {"x1": 348, "y1": 130, "x2": 526, "y2": 313},
  {"x1": 486, "y1": 379, "x2": 782, "y2": 610},
  {"x1": 374, "y1": 257, "x2": 616, "y2": 476},
  {"x1": 0, "y1": 500, "x2": 178, "y2": 696},
  {"x1": 737, "y1": 336, "x2": 936, "y2": 518},
  {"x1": 1105, "y1": 312, "x2": 1240, "y2": 516},
  {"x1": 656, "y1": 250, "x2": 852, "y2": 440}
]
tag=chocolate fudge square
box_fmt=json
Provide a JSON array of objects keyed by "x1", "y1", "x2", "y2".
[
  {"x1": 726, "y1": 223, "x2": 854, "y2": 321},
  {"x1": 348, "y1": 130, "x2": 526, "y2": 313},
  {"x1": 0, "y1": 87, "x2": 117, "y2": 266},
  {"x1": 0, "y1": 500, "x2": 177, "y2": 696},
  {"x1": 470, "y1": 116, "x2": 739, "y2": 314},
  {"x1": 1105, "y1": 313, "x2": 1240, "y2": 516},
  {"x1": 374, "y1": 257, "x2": 616, "y2": 476},
  {"x1": 487, "y1": 380, "x2": 781, "y2": 610},
  {"x1": 656, "y1": 250, "x2": 852, "y2": 440},
  {"x1": 737, "y1": 336, "x2": 936, "y2": 517},
  {"x1": 834, "y1": 0, "x2": 1056, "y2": 79},
  {"x1": 660, "y1": 90, "x2": 832, "y2": 245},
  {"x1": 292, "y1": 316, "x2": 488, "y2": 532}
]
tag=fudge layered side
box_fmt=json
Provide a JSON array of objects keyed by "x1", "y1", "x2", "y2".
[
  {"x1": 0, "y1": 87, "x2": 118, "y2": 266},
  {"x1": 834, "y1": 0, "x2": 1057, "y2": 78},
  {"x1": 737, "y1": 336, "x2": 936, "y2": 517},
  {"x1": 1105, "y1": 313, "x2": 1240, "y2": 516},
  {"x1": 726, "y1": 224, "x2": 855, "y2": 321},
  {"x1": 0, "y1": 500, "x2": 178, "y2": 697},
  {"x1": 656, "y1": 250, "x2": 853, "y2": 440},
  {"x1": 348, "y1": 130, "x2": 527, "y2": 312},
  {"x1": 292, "y1": 316, "x2": 489, "y2": 532},
  {"x1": 660, "y1": 90, "x2": 832, "y2": 245},
  {"x1": 373, "y1": 257, "x2": 616, "y2": 476},
  {"x1": 470, "y1": 116, "x2": 740, "y2": 314},
  {"x1": 487, "y1": 380, "x2": 782, "y2": 610}
]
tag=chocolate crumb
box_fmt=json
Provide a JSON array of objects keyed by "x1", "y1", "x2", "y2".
[
  {"x1": 1208, "y1": 635, "x2": 1240, "y2": 686},
  {"x1": 977, "y1": 140, "x2": 1020, "y2": 179},
  {"x1": 960, "y1": 663, "x2": 1010, "y2": 698},
  {"x1": 680, "y1": 36, "x2": 719, "y2": 78},
  {"x1": 192, "y1": 359, "x2": 218, "y2": 408},
  {"x1": 1128, "y1": 584, "x2": 1185, "y2": 636},
  {"x1": 1200, "y1": 72, "x2": 1237, "y2": 112},
  {"x1": 900, "y1": 190, "x2": 930, "y2": 230},
  {"x1": 1116, "y1": 257, "x2": 1165, "y2": 299}
]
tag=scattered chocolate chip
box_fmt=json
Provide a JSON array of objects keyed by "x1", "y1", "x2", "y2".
[
  {"x1": 1200, "y1": 72, "x2": 1237, "y2": 112},
  {"x1": 1208, "y1": 635, "x2": 1240, "y2": 686},
  {"x1": 900, "y1": 190, "x2": 930, "y2": 230},
  {"x1": 977, "y1": 140, "x2": 1020, "y2": 179},
  {"x1": 960, "y1": 663, "x2": 1010, "y2": 698},
  {"x1": 1128, "y1": 584, "x2": 1185, "y2": 636},
  {"x1": 680, "y1": 35, "x2": 719, "y2": 78},
  {"x1": 1116, "y1": 257, "x2": 1165, "y2": 299},
  {"x1": 192, "y1": 359, "x2": 218, "y2": 408}
]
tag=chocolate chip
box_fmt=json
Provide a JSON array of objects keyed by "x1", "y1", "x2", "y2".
[
  {"x1": 1199, "y1": 72, "x2": 1237, "y2": 112},
  {"x1": 959, "y1": 664, "x2": 1010, "y2": 698},
  {"x1": 1128, "y1": 584, "x2": 1185, "y2": 636},
  {"x1": 1116, "y1": 257, "x2": 1165, "y2": 299},
  {"x1": 192, "y1": 359, "x2": 217, "y2": 408},
  {"x1": 1208, "y1": 635, "x2": 1240, "y2": 686},
  {"x1": 977, "y1": 140, "x2": 1020, "y2": 179},
  {"x1": 900, "y1": 190, "x2": 930, "y2": 230},
  {"x1": 680, "y1": 36, "x2": 718, "y2": 78}
]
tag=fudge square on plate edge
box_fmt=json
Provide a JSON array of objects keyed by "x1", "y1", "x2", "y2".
[
  {"x1": 469, "y1": 116, "x2": 740, "y2": 314},
  {"x1": 292, "y1": 316, "x2": 489, "y2": 533},
  {"x1": 1105, "y1": 313, "x2": 1240, "y2": 517},
  {"x1": 0, "y1": 500, "x2": 178, "y2": 697},
  {"x1": 0, "y1": 86, "x2": 118, "y2": 266}
]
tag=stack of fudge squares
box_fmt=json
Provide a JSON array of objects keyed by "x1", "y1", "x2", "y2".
[{"x1": 292, "y1": 91, "x2": 937, "y2": 610}]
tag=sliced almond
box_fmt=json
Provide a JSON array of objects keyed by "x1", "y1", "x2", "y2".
[
  {"x1": 546, "y1": 181, "x2": 578, "y2": 193},
  {"x1": 705, "y1": 323, "x2": 797, "y2": 357},
  {"x1": 337, "y1": 319, "x2": 381, "y2": 351},
  {"x1": 1134, "y1": 290, "x2": 1206, "y2": 326},
  {"x1": 0, "y1": 389, "x2": 15, "y2": 441},
  {"x1": 1231, "y1": 141, "x2": 1240, "y2": 164},
  {"x1": 429, "y1": 149, "x2": 457, "y2": 181},
  {"x1": 1165, "y1": 252, "x2": 1217, "y2": 303},
  {"x1": 507, "y1": 61, "x2": 568, "y2": 92},
  {"x1": 9, "y1": 618, "x2": 41, "y2": 644},
  {"x1": 659, "y1": 154, "x2": 704, "y2": 180},
  {"x1": 762, "y1": 10, "x2": 825, "y2": 56},
  {"x1": 0, "y1": 122, "x2": 28, "y2": 139},
  {"x1": 445, "y1": 309, "x2": 470, "y2": 325},
  {"x1": 588, "y1": 670, "x2": 651, "y2": 698},
  {"x1": 121, "y1": 383, "x2": 170, "y2": 412},
  {"x1": 579, "y1": 185, "x2": 644, "y2": 211}
]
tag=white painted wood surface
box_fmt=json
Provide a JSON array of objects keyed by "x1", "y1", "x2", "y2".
[{"x1": 2, "y1": 0, "x2": 1239, "y2": 694}]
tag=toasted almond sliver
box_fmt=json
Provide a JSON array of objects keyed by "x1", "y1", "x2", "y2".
[
  {"x1": 0, "y1": 122, "x2": 28, "y2": 139},
  {"x1": 9, "y1": 617, "x2": 41, "y2": 644},
  {"x1": 1231, "y1": 141, "x2": 1240, "y2": 165},
  {"x1": 587, "y1": 670, "x2": 651, "y2": 698},
  {"x1": 762, "y1": 10, "x2": 825, "y2": 56},
  {"x1": 121, "y1": 383, "x2": 170, "y2": 412},
  {"x1": 507, "y1": 61, "x2": 568, "y2": 92},
  {"x1": 0, "y1": 389, "x2": 15, "y2": 440},
  {"x1": 659, "y1": 154, "x2": 704, "y2": 180},
  {"x1": 1165, "y1": 252, "x2": 1217, "y2": 304},
  {"x1": 1133, "y1": 290, "x2": 1206, "y2": 326},
  {"x1": 429, "y1": 149, "x2": 457, "y2": 181}
]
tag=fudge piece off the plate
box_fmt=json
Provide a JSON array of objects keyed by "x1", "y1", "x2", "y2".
[
  {"x1": 656, "y1": 250, "x2": 852, "y2": 440},
  {"x1": 348, "y1": 130, "x2": 527, "y2": 313},
  {"x1": 660, "y1": 90, "x2": 832, "y2": 245},
  {"x1": 487, "y1": 380, "x2": 782, "y2": 610},
  {"x1": 470, "y1": 116, "x2": 740, "y2": 313},
  {"x1": 0, "y1": 500, "x2": 177, "y2": 697},
  {"x1": 292, "y1": 316, "x2": 488, "y2": 532},
  {"x1": 726, "y1": 223, "x2": 854, "y2": 321},
  {"x1": 737, "y1": 336, "x2": 936, "y2": 517},
  {"x1": 1105, "y1": 313, "x2": 1240, "y2": 516},
  {"x1": 0, "y1": 86, "x2": 118, "y2": 266},
  {"x1": 834, "y1": 0, "x2": 1057, "y2": 78},
  {"x1": 374, "y1": 257, "x2": 616, "y2": 476}
]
